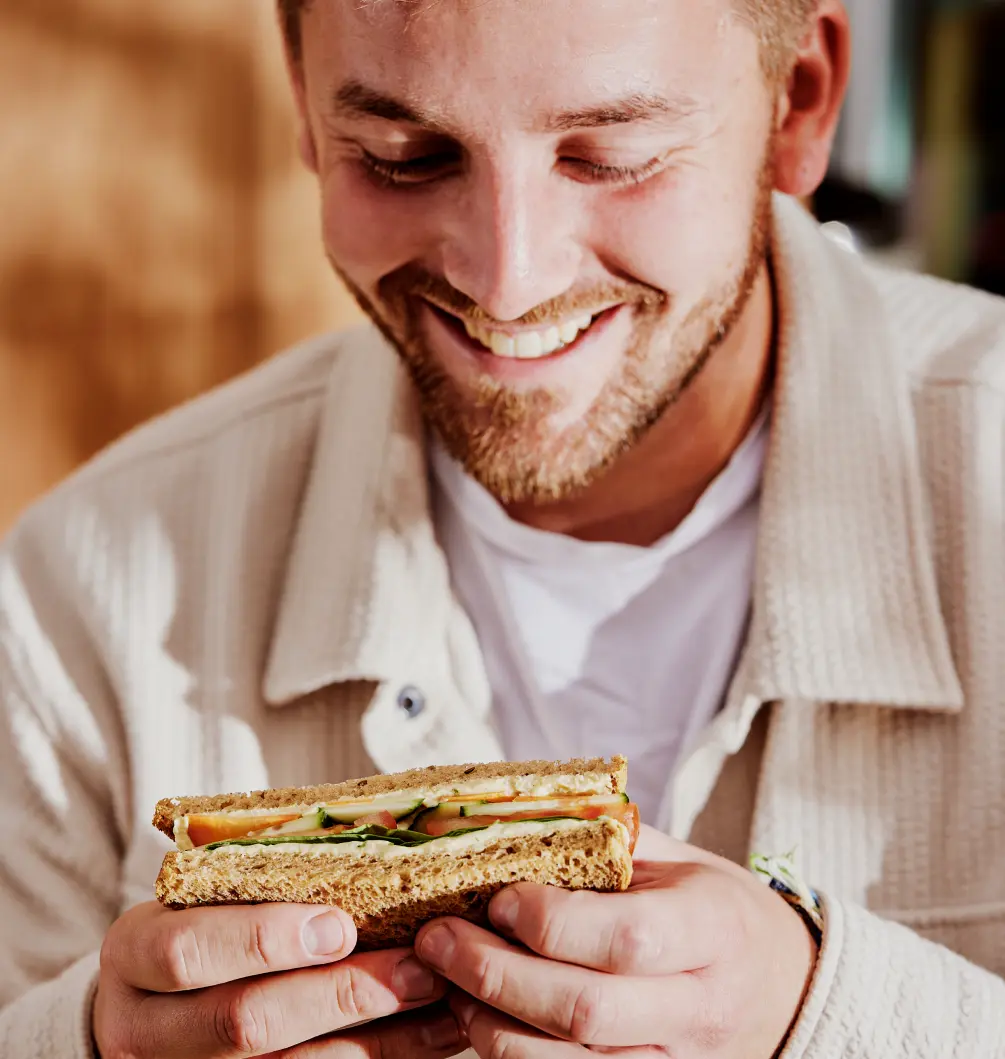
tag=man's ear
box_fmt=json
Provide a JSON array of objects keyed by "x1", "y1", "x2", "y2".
[
  {"x1": 771, "y1": 0, "x2": 851, "y2": 198},
  {"x1": 278, "y1": 11, "x2": 319, "y2": 173}
]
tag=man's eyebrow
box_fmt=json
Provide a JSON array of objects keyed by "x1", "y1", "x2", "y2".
[
  {"x1": 543, "y1": 93, "x2": 704, "y2": 133},
  {"x1": 331, "y1": 81, "x2": 702, "y2": 135},
  {"x1": 332, "y1": 81, "x2": 450, "y2": 131}
]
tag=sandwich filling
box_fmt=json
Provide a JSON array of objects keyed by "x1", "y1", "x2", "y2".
[{"x1": 174, "y1": 791, "x2": 639, "y2": 853}]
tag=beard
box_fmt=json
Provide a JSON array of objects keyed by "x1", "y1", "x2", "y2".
[{"x1": 337, "y1": 160, "x2": 774, "y2": 506}]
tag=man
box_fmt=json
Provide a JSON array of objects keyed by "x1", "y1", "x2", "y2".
[{"x1": 1, "y1": 0, "x2": 1003, "y2": 1056}]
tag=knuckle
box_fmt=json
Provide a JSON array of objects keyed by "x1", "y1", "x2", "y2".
[
  {"x1": 535, "y1": 893, "x2": 578, "y2": 958},
  {"x1": 330, "y1": 962, "x2": 381, "y2": 1022},
  {"x1": 608, "y1": 916, "x2": 656, "y2": 974},
  {"x1": 155, "y1": 924, "x2": 203, "y2": 991},
  {"x1": 98, "y1": 929, "x2": 124, "y2": 982},
  {"x1": 216, "y1": 983, "x2": 274, "y2": 1054},
  {"x1": 100, "y1": 912, "x2": 143, "y2": 985},
  {"x1": 567, "y1": 983, "x2": 610, "y2": 1044},
  {"x1": 470, "y1": 952, "x2": 507, "y2": 1009},
  {"x1": 246, "y1": 916, "x2": 281, "y2": 971}
]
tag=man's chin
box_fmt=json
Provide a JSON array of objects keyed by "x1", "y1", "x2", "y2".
[{"x1": 425, "y1": 400, "x2": 622, "y2": 506}]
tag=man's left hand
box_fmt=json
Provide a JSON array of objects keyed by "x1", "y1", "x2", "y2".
[{"x1": 414, "y1": 826, "x2": 817, "y2": 1058}]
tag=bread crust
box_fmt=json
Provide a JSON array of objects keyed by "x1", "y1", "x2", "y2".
[
  {"x1": 155, "y1": 818, "x2": 633, "y2": 950},
  {"x1": 152, "y1": 756, "x2": 628, "y2": 838}
]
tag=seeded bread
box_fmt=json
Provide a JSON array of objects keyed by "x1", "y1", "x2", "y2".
[
  {"x1": 155, "y1": 817, "x2": 633, "y2": 950},
  {"x1": 152, "y1": 756, "x2": 628, "y2": 838}
]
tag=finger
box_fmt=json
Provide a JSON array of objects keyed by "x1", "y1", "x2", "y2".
[
  {"x1": 417, "y1": 919, "x2": 706, "y2": 1048},
  {"x1": 486, "y1": 865, "x2": 742, "y2": 975},
  {"x1": 451, "y1": 995, "x2": 584, "y2": 1059},
  {"x1": 104, "y1": 901, "x2": 357, "y2": 992},
  {"x1": 262, "y1": 1004, "x2": 467, "y2": 1058},
  {"x1": 134, "y1": 948, "x2": 451, "y2": 1059}
]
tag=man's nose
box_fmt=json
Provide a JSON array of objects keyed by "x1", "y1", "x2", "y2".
[{"x1": 438, "y1": 163, "x2": 581, "y2": 323}]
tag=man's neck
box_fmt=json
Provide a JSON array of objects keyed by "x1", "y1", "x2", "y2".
[{"x1": 505, "y1": 263, "x2": 776, "y2": 547}]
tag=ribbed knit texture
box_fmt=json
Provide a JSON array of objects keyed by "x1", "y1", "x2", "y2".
[{"x1": 1, "y1": 196, "x2": 1004, "y2": 1056}]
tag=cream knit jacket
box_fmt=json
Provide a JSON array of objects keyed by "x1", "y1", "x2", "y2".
[{"x1": 1, "y1": 197, "x2": 1004, "y2": 1058}]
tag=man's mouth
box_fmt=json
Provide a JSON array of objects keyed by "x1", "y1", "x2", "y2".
[
  {"x1": 462, "y1": 313, "x2": 600, "y2": 359},
  {"x1": 424, "y1": 302, "x2": 619, "y2": 362}
]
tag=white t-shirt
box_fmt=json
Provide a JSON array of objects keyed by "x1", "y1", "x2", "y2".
[{"x1": 431, "y1": 411, "x2": 769, "y2": 827}]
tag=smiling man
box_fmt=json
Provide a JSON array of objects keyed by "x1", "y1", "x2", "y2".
[{"x1": 2, "y1": 2, "x2": 1005, "y2": 1058}]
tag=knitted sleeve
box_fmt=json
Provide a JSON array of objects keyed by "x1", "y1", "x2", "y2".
[
  {"x1": 782, "y1": 896, "x2": 1005, "y2": 1058},
  {"x1": 0, "y1": 513, "x2": 125, "y2": 1058}
]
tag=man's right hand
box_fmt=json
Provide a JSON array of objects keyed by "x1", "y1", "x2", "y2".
[{"x1": 93, "y1": 901, "x2": 464, "y2": 1058}]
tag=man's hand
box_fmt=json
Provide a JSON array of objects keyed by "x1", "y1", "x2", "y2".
[
  {"x1": 414, "y1": 826, "x2": 817, "y2": 1058},
  {"x1": 93, "y1": 901, "x2": 464, "y2": 1058}
]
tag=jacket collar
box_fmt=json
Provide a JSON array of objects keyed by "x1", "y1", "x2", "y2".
[
  {"x1": 263, "y1": 324, "x2": 453, "y2": 704},
  {"x1": 264, "y1": 195, "x2": 963, "y2": 712}
]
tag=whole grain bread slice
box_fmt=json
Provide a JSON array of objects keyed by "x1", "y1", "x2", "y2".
[
  {"x1": 155, "y1": 817, "x2": 632, "y2": 950},
  {"x1": 152, "y1": 756, "x2": 628, "y2": 839}
]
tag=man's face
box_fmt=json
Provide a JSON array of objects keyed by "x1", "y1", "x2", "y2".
[{"x1": 297, "y1": 0, "x2": 777, "y2": 503}]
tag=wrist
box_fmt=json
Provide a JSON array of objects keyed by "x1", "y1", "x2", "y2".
[
  {"x1": 751, "y1": 852, "x2": 824, "y2": 947},
  {"x1": 750, "y1": 853, "x2": 822, "y2": 1059}
]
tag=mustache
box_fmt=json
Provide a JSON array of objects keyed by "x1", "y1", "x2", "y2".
[{"x1": 378, "y1": 262, "x2": 669, "y2": 328}]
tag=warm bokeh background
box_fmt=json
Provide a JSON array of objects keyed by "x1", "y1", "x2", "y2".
[
  {"x1": 0, "y1": 0, "x2": 1002, "y2": 531},
  {"x1": 0, "y1": 0, "x2": 362, "y2": 530}
]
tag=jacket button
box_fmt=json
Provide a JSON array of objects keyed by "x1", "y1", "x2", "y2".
[{"x1": 396, "y1": 686, "x2": 426, "y2": 718}]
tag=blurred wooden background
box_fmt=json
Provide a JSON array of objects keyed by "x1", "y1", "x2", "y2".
[{"x1": 0, "y1": 0, "x2": 361, "y2": 531}]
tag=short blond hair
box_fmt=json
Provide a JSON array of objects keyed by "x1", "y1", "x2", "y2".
[{"x1": 279, "y1": 0, "x2": 818, "y2": 79}]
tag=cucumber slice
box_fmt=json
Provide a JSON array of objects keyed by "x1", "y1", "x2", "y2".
[
  {"x1": 257, "y1": 796, "x2": 427, "y2": 837},
  {"x1": 256, "y1": 808, "x2": 327, "y2": 836},
  {"x1": 320, "y1": 795, "x2": 425, "y2": 825},
  {"x1": 410, "y1": 793, "x2": 628, "y2": 831},
  {"x1": 409, "y1": 805, "x2": 443, "y2": 832},
  {"x1": 458, "y1": 792, "x2": 628, "y2": 818}
]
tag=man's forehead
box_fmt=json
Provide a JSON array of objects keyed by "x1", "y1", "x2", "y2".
[
  {"x1": 328, "y1": 0, "x2": 735, "y2": 48},
  {"x1": 309, "y1": 0, "x2": 756, "y2": 123}
]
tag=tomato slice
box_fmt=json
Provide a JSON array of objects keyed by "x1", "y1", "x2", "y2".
[
  {"x1": 419, "y1": 801, "x2": 639, "y2": 853},
  {"x1": 184, "y1": 812, "x2": 303, "y2": 847}
]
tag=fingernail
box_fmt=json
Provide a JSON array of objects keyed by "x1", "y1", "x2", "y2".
[
  {"x1": 490, "y1": 889, "x2": 519, "y2": 932},
  {"x1": 303, "y1": 910, "x2": 345, "y2": 956},
  {"x1": 420, "y1": 1013, "x2": 461, "y2": 1050},
  {"x1": 392, "y1": 955, "x2": 438, "y2": 1001},
  {"x1": 418, "y1": 923, "x2": 457, "y2": 971}
]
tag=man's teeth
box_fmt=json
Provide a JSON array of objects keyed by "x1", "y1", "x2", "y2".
[{"x1": 463, "y1": 314, "x2": 595, "y2": 359}]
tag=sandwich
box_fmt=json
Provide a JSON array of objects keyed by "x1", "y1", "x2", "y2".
[{"x1": 153, "y1": 756, "x2": 638, "y2": 950}]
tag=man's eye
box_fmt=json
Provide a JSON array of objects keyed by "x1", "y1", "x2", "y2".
[
  {"x1": 357, "y1": 148, "x2": 669, "y2": 189},
  {"x1": 562, "y1": 156, "x2": 668, "y2": 186},
  {"x1": 358, "y1": 150, "x2": 459, "y2": 187}
]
